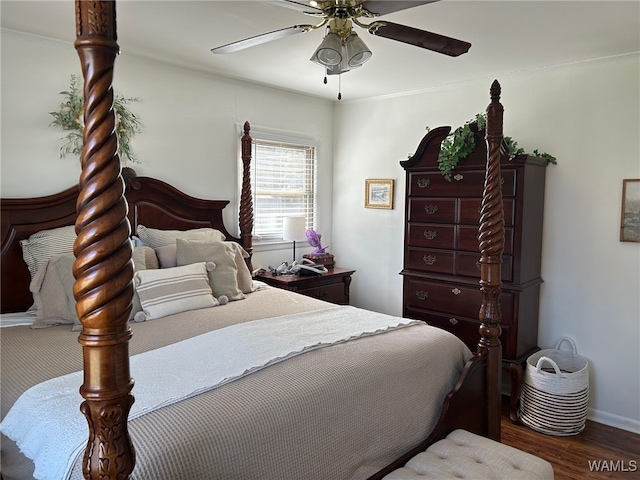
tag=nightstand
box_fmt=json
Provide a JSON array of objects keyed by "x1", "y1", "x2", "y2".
[{"x1": 255, "y1": 267, "x2": 355, "y2": 305}]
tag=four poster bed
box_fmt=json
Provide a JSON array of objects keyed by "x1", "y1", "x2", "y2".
[{"x1": 1, "y1": 2, "x2": 506, "y2": 480}]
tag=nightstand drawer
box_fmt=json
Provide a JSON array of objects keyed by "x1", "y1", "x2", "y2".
[
  {"x1": 255, "y1": 267, "x2": 355, "y2": 306},
  {"x1": 299, "y1": 283, "x2": 348, "y2": 305}
]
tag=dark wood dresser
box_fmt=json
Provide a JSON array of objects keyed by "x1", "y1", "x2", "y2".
[
  {"x1": 400, "y1": 126, "x2": 549, "y2": 409},
  {"x1": 255, "y1": 267, "x2": 355, "y2": 305}
]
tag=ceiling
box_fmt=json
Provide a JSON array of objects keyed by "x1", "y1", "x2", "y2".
[{"x1": 2, "y1": 1, "x2": 639, "y2": 101}]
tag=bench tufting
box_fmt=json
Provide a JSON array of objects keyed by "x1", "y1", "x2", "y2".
[{"x1": 383, "y1": 429, "x2": 554, "y2": 479}]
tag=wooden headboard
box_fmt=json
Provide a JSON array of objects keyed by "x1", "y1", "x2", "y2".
[{"x1": 1, "y1": 127, "x2": 254, "y2": 314}]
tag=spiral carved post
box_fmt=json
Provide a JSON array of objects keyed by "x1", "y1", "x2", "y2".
[
  {"x1": 240, "y1": 121, "x2": 254, "y2": 271},
  {"x1": 74, "y1": 1, "x2": 136, "y2": 478},
  {"x1": 478, "y1": 80, "x2": 505, "y2": 442}
]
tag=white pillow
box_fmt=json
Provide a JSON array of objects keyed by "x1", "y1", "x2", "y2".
[
  {"x1": 136, "y1": 225, "x2": 226, "y2": 249},
  {"x1": 134, "y1": 262, "x2": 218, "y2": 321}
]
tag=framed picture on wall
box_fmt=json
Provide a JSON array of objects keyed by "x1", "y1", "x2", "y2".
[
  {"x1": 620, "y1": 179, "x2": 640, "y2": 242},
  {"x1": 365, "y1": 179, "x2": 394, "y2": 209}
]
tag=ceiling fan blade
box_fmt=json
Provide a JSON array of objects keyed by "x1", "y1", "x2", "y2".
[
  {"x1": 268, "y1": 0, "x2": 323, "y2": 14},
  {"x1": 211, "y1": 25, "x2": 313, "y2": 54},
  {"x1": 363, "y1": 1, "x2": 439, "y2": 16},
  {"x1": 370, "y1": 21, "x2": 471, "y2": 57}
]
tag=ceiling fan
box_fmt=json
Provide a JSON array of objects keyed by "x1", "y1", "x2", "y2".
[{"x1": 211, "y1": 0, "x2": 471, "y2": 77}]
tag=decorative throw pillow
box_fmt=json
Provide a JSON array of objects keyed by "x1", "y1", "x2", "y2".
[
  {"x1": 20, "y1": 225, "x2": 76, "y2": 313},
  {"x1": 29, "y1": 254, "x2": 76, "y2": 329},
  {"x1": 136, "y1": 225, "x2": 226, "y2": 249},
  {"x1": 30, "y1": 247, "x2": 150, "y2": 330},
  {"x1": 228, "y1": 243, "x2": 255, "y2": 294},
  {"x1": 20, "y1": 225, "x2": 76, "y2": 280},
  {"x1": 141, "y1": 245, "x2": 160, "y2": 269},
  {"x1": 134, "y1": 262, "x2": 219, "y2": 321},
  {"x1": 155, "y1": 242, "x2": 254, "y2": 293},
  {"x1": 155, "y1": 244, "x2": 178, "y2": 268},
  {"x1": 176, "y1": 239, "x2": 245, "y2": 301}
]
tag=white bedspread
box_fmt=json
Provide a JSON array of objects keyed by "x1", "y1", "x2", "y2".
[{"x1": 0, "y1": 305, "x2": 421, "y2": 480}]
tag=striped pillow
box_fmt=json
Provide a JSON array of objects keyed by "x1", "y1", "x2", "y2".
[
  {"x1": 134, "y1": 262, "x2": 218, "y2": 321},
  {"x1": 20, "y1": 225, "x2": 77, "y2": 312},
  {"x1": 136, "y1": 225, "x2": 226, "y2": 249},
  {"x1": 20, "y1": 225, "x2": 76, "y2": 280}
]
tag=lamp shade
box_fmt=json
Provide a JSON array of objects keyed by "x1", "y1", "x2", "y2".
[
  {"x1": 283, "y1": 216, "x2": 307, "y2": 241},
  {"x1": 344, "y1": 33, "x2": 372, "y2": 67},
  {"x1": 310, "y1": 32, "x2": 343, "y2": 66}
]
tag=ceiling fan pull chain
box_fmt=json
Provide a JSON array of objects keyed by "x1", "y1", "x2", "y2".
[{"x1": 338, "y1": 74, "x2": 342, "y2": 100}]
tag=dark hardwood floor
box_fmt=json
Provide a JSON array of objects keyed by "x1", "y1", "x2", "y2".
[{"x1": 501, "y1": 399, "x2": 640, "y2": 479}]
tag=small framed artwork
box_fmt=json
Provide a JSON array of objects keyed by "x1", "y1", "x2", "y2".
[
  {"x1": 365, "y1": 179, "x2": 394, "y2": 209},
  {"x1": 620, "y1": 179, "x2": 640, "y2": 242}
]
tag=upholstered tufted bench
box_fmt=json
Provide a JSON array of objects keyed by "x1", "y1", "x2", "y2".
[{"x1": 383, "y1": 429, "x2": 554, "y2": 479}]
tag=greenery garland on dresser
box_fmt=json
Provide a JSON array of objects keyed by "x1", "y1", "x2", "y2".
[
  {"x1": 429, "y1": 113, "x2": 556, "y2": 180},
  {"x1": 49, "y1": 74, "x2": 142, "y2": 164}
]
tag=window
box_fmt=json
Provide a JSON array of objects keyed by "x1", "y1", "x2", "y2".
[{"x1": 248, "y1": 131, "x2": 317, "y2": 242}]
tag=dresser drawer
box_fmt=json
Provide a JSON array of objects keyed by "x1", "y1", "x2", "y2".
[
  {"x1": 407, "y1": 223, "x2": 455, "y2": 249},
  {"x1": 404, "y1": 278, "x2": 514, "y2": 324},
  {"x1": 455, "y1": 252, "x2": 513, "y2": 282},
  {"x1": 457, "y1": 226, "x2": 514, "y2": 255},
  {"x1": 458, "y1": 198, "x2": 515, "y2": 226},
  {"x1": 404, "y1": 308, "x2": 514, "y2": 355},
  {"x1": 407, "y1": 248, "x2": 454, "y2": 275},
  {"x1": 409, "y1": 170, "x2": 516, "y2": 197},
  {"x1": 408, "y1": 198, "x2": 457, "y2": 223}
]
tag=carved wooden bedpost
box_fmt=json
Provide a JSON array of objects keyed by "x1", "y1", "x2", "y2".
[
  {"x1": 478, "y1": 80, "x2": 505, "y2": 442},
  {"x1": 74, "y1": 1, "x2": 136, "y2": 478},
  {"x1": 240, "y1": 121, "x2": 254, "y2": 270}
]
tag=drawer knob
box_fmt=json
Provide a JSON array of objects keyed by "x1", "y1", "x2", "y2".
[
  {"x1": 423, "y1": 255, "x2": 437, "y2": 266},
  {"x1": 423, "y1": 230, "x2": 437, "y2": 240},
  {"x1": 416, "y1": 290, "x2": 429, "y2": 300},
  {"x1": 417, "y1": 178, "x2": 431, "y2": 188},
  {"x1": 452, "y1": 287, "x2": 461, "y2": 295},
  {"x1": 453, "y1": 173, "x2": 464, "y2": 181},
  {"x1": 424, "y1": 204, "x2": 439, "y2": 215},
  {"x1": 449, "y1": 318, "x2": 459, "y2": 325},
  {"x1": 476, "y1": 261, "x2": 481, "y2": 271}
]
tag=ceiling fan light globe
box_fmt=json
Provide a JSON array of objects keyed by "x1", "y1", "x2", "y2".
[
  {"x1": 318, "y1": 48, "x2": 342, "y2": 65},
  {"x1": 326, "y1": 62, "x2": 351, "y2": 76},
  {"x1": 345, "y1": 33, "x2": 372, "y2": 67},
  {"x1": 311, "y1": 32, "x2": 343, "y2": 66}
]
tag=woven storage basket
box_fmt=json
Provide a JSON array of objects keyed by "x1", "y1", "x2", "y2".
[{"x1": 518, "y1": 337, "x2": 589, "y2": 436}]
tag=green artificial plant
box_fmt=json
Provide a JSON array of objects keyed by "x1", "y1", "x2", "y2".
[
  {"x1": 427, "y1": 113, "x2": 556, "y2": 181},
  {"x1": 49, "y1": 74, "x2": 142, "y2": 164}
]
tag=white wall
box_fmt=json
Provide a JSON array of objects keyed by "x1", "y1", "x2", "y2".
[
  {"x1": 332, "y1": 55, "x2": 640, "y2": 433},
  {"x1": 3, "y1": 28, "x2": 639, "y2": 434},
  {"x1": 0, "y1": 30, "x2": 333, "y2": 268}
]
